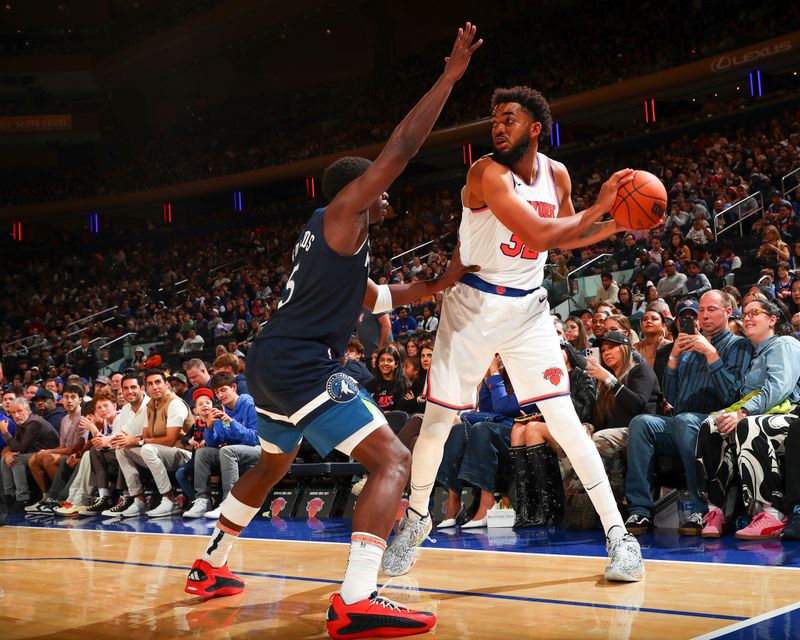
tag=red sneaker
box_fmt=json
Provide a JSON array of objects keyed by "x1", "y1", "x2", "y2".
[
  {"x1": 326, "y1": 591, "x2": 435, "y2": 639},
  {"x1": 184, "y1": 559, "x2": 245, "y2": 598},
  {"x1": 735, "y1": 511, "x2": 785, "y2": 540}
]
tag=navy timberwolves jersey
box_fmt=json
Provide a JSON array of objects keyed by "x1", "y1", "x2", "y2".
[{"x1": 257, "y1": 208, "x2": 370, "y2": 358}]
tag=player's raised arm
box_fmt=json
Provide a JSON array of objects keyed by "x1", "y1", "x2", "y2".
[{"x1": 325, "y1": 24, "x2": 482, "y2": 249}]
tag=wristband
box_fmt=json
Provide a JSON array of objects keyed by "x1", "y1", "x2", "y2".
[
  {"x1": 373, "y1": 284, "x2": 393, "y2": 313},
  {"x1": 668, "y1": 355, "x2": 679, "y2": 363}
]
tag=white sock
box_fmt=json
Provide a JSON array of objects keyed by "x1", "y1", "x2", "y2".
[
  {"x1": 537, "y1": 395, "x2": 625, "y2": 535},
  {"x1": 98, "y1": 488, "x2": 111, "y2": 498},
  {"x1": 607, "y1": 525, "x2": 625, "y2": 542},
  {"x1": 201, "y1": 523, "x2": 241, "y2": 568},
  {"x1": 339, "y1": 532, "x2": 386, "y2": 605},
  {"x1": 408, "y1": 404, "x2": 458, "y2": 517},
  {"x1": 763, "y1": 504, "x2": 784, "y2": 520}
]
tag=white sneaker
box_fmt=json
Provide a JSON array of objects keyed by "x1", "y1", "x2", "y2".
[
  {"x1": 605, "y1": 530, "x2": 645, "y2": 582},
  {"x1": 118, "y1": 499, "x2": 148, "y2": 518},
  {"x1": 183, "y1": 498, "x2": 210, "y2": 519},
  {"x1": 382, "y1": 510, "x2": 433, "y2": 577},
  {"x1": 54, "y1": 501, "x2": 84, "y2": 517},
  {"x1": 146, "y1": 497, "x2": 182, "y2": 518},
  {"x1": 204, "y1": 506, "x2": 221, "y2": 519},
  {"x1": 25, "y1": 498, "x2": 45, "y2": 512}
]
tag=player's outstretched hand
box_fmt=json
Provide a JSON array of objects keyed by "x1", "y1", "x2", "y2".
[
  {"x1": 443, "y1": 22, "x2": 483, "y2": 83},
  {"x1": 439, "y1": 242, "x2": 479, "y2": 289},
  {"x1": 595, "y1": 168, "x2": 634, "y2": 215}
]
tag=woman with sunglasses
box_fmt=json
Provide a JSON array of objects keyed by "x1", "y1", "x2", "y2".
[{"x1": 695, "y1": 298, "x2": 800, "y2": 539}]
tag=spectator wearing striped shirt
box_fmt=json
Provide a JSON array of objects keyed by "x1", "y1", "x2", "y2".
[{"x1": 624, "y1": 290, "x2": 752, "y2": 537}]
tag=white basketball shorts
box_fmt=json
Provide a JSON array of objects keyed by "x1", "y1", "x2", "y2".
[{"x1": 426, "y1": 281, "x2": 570, "y2": 410}]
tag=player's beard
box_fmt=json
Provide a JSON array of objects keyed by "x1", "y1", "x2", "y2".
[{"x1": 493, "y1": 133, "x2": 531, "y2": 167}]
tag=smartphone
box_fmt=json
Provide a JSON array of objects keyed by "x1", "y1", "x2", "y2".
[
  {"x1": 585, "y1": 347, "x2": 601, "y2": 365},
  {"x1": 679, "y1": 315, "x2": 696, "y2": 335}
]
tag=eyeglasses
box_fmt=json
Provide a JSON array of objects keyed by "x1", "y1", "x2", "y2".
[{"x1": 742, "y1": 309, "x2": 772, "y2": 320}]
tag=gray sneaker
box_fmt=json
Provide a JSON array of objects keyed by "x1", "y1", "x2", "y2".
[
  {"x1": 382, "y1": 511, "x2": 433, "y2": 577},
  {"x1": 604, "y1": 531, "x2": 645, "y2": 582}
]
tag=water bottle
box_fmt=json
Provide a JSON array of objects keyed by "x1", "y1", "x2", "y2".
[{"x1": 677, "y1": 490, "x2": 693, "y2": 523}]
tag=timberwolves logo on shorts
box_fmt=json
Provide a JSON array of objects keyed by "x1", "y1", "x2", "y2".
[{"x1": 326, "y1": 372, "x2": 360, "y2": 403}]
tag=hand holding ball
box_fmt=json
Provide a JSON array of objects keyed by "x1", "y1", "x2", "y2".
[{"x1": 610, "y1": 170, "x2": 667, "y2": 230}]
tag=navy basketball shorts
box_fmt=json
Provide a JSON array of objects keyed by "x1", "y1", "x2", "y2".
[{"x1": 246, "y1": 338, "x2": 387, "y2": 457}]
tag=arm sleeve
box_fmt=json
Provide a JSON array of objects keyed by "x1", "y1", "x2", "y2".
[
  {"x1": 743, "y1": 339, "x2": 800, "y2": 415},
  {"x1": 614, "y1": 365, "x2": 657, "y2": 415},
  {"x1": 662, "y1": 365, "x2": 679, "y2": 406},
  {"x1": 570, "y1": 372, "x2": 597, "y2": 423},
  {"x1": 486, "y1": 376, "x2": 520, "y2": 417},
  {"x1": 709, "y1": 339, "x2": 752, "y2": 407},
  {"x1": 6, "y1": 422, "x2": 40, "y2": 452},
  {"x1": 477, "y1": 380, "x2": 494, "y2": 412}
]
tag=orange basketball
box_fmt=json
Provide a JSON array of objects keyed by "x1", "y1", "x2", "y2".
[{"x1": 610, "y1": 170, "x2": 667, "y2": 230}]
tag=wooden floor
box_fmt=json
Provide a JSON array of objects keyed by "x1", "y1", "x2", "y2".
[{"x1": 2, "y1": 526, "x2": 799, "y2": 639}]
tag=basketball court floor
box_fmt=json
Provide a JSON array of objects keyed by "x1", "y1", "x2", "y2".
[{"x1": 2, "y1": 512, "x2": 799, "y2": 639}]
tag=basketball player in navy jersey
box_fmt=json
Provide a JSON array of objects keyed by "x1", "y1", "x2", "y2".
[
  {"x1": 184, "y1": 24, "x2": 482, "y2": 639},
  {"x1": 383, "y1": 86, "x2": 646, "y2": 582}
]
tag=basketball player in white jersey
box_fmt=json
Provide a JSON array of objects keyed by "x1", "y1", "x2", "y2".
[{"x1": 383, "y1": 86, "x2": 645, "y2": 582}]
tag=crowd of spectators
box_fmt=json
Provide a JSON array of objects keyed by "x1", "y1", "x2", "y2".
[
  {"x1": 2, "y1": 59, "x2": 800, "y2": 547},
  {"x1": 2, "y1": 0, "x2": 798, "y2": 205}
]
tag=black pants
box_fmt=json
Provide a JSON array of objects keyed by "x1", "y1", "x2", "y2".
[
  {"x1": 89, "y1": 447, "x2": 125, "y2": 492},
  {"x1": 784, "y1": 418, "x2": 800, "y2": 509}
]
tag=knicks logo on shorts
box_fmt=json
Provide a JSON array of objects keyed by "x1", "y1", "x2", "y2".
[
  {"x1": 543, "y1": 367, "x2": 565, "y2": 386},
  {"x1": 326, "y1": 372, "x2": 360, "y2": 403}
]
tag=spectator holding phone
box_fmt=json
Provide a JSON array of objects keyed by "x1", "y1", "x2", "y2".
[
  {"x1": 183, "y1": 373, "x2": 258, "y2": 519},
  {"x1": 624, "y1": 290, "x2": 752, "y2": 537},
  {"x1": 695, "y1": 298, "x2": 800, "y2": 539}
]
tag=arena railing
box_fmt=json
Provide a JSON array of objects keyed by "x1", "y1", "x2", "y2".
[
  {"x1": 390, "y1": 240, "x2": 435, "y2": 273},
  {"x1": 97, "y1": 332, "x2": 137, "y2": 376},
  {"x1": 64, "y1": 335, "x2": 107, "y2": 365},
  {"x1": 713, "y1": 191, "x2": 764, "y2": 241},
  {"x1": 782, "y1": 166, "x2": 800, "y2": 199},
  {"x1": 3, "y1": 305, "x2": 119, "y2": 358}
]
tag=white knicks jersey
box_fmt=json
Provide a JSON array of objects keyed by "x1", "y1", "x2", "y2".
[{"x1": 459, "y1": 152, "x2": 561, "y2": 291}]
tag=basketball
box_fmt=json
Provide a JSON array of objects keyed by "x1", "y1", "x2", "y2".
[{"x1": 610, "y1": 170, "x2": 668, "y2": 230}]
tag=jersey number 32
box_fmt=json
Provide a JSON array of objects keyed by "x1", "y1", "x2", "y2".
[{"x1": 500, "y1": 234, "x2": 539, "y2": 260}]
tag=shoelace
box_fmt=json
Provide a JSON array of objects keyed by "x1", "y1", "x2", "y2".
[
  {"x1": 749, "y1": 512, "x2": 772, "y2": 526},
  {"x1": 370, "y1": 595, "x2": 409, "y2": 612}
]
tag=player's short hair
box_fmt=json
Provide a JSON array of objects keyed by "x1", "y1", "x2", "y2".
[
  {"x1": 491, "y1": 86, "x2": 552, "y2": 136},
  {"x1": 322, "y1": 156, "x2": 373, "y2": 201}
]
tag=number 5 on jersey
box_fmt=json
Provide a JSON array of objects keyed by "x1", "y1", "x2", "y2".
[
  {"x1": 278, "y1": 264, "x2": 300, "y2": 310},
  {"x1": 500, "y1": 233, "x2": 539, "y2": 260}
]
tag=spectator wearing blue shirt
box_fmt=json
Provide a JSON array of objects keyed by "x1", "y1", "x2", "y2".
[
  {"x1": 0, "y1": 387, "x2": 18, "y2": 452},
  {"x1": 696, "y1": 298, "x2": 800, "y2": 539},
  {"x1": 436, "y1": 357, "x2": 523, "y2": 530},
  {"x1": 213, "y1": 352, "x2": 249, "y2": 396},
  {"x1": 625, "y1": 291, "x2": 752, "y2": 537},
  {"x1": 391, "y1": 306, "x2": 418, "y2": 337},
  {"x1": 183, "y1": 374, "x2": 258, "y2": 519}
]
